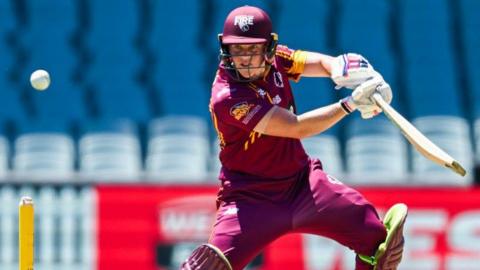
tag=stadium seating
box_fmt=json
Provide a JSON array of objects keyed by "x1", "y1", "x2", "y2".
[
  {"x1": 210, "y1": 140, "x2": 222, "y2": 179},
  {"x1": 146, "y1": 116, "x2": 210, "y2": 182},
  {"x1": 338, "y1": 0, "x2": 400, "y2": 110},
  {"x1": 345, "y1": 117, "x2": 408, "y2": 185},
  {"x1": 149, "y1": 1, "x2": 209, "y2": 119},
  {"x1": 411, "y1": 116, "x2": 473, "y2": 185},
  {"x1": 22, "y1": 0, "x2": 87, "y2": 123},
  {"x1": 79, "y1": 119, "x2": 142, "y2": 182},
  {"x1": 0, "y1": 0, "x2": 17, "y2": 95},
  {"x1": 459, "y1": 0, "x2": 480, "y2": 120},
  {"x1": 86, "y1": 0, "x2": 150, "y2": 122},
  {"x1": 458, "y1": 0, "x2": 480, "y2": 174},
  {"x1": 475, "y1": 119, "x2": 480, "y2": 165},
  {"x1": 399, "y1": 0, "x2": 463, "y2": 117},
  {"x1": 302, "y1": 135, "x2": 343, "y2": 177},
  {"x1": 0, "y1": 0, "x2": 29, "y2": 128},
  {"x1": 13, "y1": 133, "x2": 75, "y2": 181},
  {"x1": 277, "y1": 0, "x2": 337, "y2": 117},
  {"x1": 0, "y1": 137, "x2": 9, "y2": 179},
  {"x1": 0, "y1": 0, "x2": 477, "y2": 186}
]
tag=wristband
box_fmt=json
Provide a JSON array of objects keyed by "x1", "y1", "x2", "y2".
[{"x1": 339, "y1": 96, "x2": 356, "y2": 114}]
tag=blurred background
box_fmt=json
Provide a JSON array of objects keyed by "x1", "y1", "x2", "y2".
[{"x1": 0, "y1": 0, "x2": 479, "y2": 269}]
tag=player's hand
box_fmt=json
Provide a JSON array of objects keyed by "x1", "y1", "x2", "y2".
[
  {"x1": 330, "y1": 53, "x2": 378, "y2": 89},
  {"x1": 343, "y1": 76, "x2": 393, "y2": 119}
]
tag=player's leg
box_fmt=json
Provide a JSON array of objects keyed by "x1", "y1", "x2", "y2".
[
  {"x1": 205, "y1": 199, "x2": 290, "y2": 270},
  {"x1": 290, "y1": 159, "x2": 407, "y2": 270},
  {"x1": 180, "y1": 243, "x2": 232, "y2": 270},
  {"x1": 359, "y1": 203, "x2": 408, "y2": 270}
]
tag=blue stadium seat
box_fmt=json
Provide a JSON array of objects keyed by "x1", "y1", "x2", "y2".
[
  {"x1": 13, "y1": 133, "x2": 75, "y2": 181},
  {"x1": 411, "y1": 116, "x2": 473, "y2": 186},
  {"x1": 276, "y1": 0, "x2": 337, "y2": 128},
  {"x1": 475, "y1": 119, "x2": 480, "y2": 166},
  {"x1": 31, "y1": 89, "x2": 86, "y2": 123},
  {"x1": 21, "y1": 0, "x2": 78, "y2": 77},
  {"x1": 277, "y1": 0, "x2": 329, "y2": 50},
  {"x1": 86, "y1": 0, "x2": 148, "y2": 121},
  {"x1": 86, "y1": 0, "x2": 139, "y2": 60},
  {"x1": 302, "y1": 135, "x2": 343, "y2": 176},
  {"x1": 345, "y1": 116, "x2": 408, "y2": 185},
  {"x1": 0, "y1": 0, "x2": 15, "y2": 78},
  {"x1": 17, "y1": 118, "x2": 73, "y2": 134},
  {"x1": 148, "y1": 1, "x2": 209, "y2": 118},
  {"x1": 458, "y1": 0, "x2": 480, "y2": 119},
  {"x1": 79, "y1": 118, "x2": 142, "y2": 182},
  {"x1": 338, "y1": 0, "x2": 400, "y2": 110},
  {"x1": 399, "y1": 0, "x2": 462, "y2": 117},
  {"x1": 146, "y1": 116, "x2": 210, "y2": 182},
  {"x1": 0, "y1": 136, "x2": 9, "y2": 178},
  {"x1": 0, "y1": 1, "x2": 29, "y2": 126},
  {"x1": 95, "y1": 88, "x2": 151, "y2": 122},
  {"x1": 82, "y1": 118, "x2": 138, "y2": 134},
  {"x1": 0, "y1": 89, "x2": 29, "y2": 126},
  {"x1": 20, "y1": 0, "x2": 87, "y2": 123}
]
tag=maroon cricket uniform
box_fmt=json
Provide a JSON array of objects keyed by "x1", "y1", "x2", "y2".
[{"x1": 209, "y1": 45, "x2": 386, "y2": 270}]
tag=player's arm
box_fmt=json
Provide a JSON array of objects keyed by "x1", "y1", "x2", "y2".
[
  {"x1": 296, "y1": 50, "x2": 380, "y2": 90},
  {"x1": 254, "y1": 102, "x2": 348, "y2": 139},
  {"x1": 254, "y1": 77, "x2": 393, "y2": 139},
  {"x1": 301, "y1": 51, "x2": 334, "y2": 77}
]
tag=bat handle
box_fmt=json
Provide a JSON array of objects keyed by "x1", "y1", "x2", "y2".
[{"x1": 371, "y1": 91, "x2": 387, "y2": 109}]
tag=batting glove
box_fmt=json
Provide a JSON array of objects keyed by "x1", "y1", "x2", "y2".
[
  {"x1": 331, "y1": 53, "x2": 379, "y2": 89},
  {"x1": 340, "y1": 76, "x2": 393, "y2": 119}
]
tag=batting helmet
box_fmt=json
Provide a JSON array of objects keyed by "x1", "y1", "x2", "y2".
[{"x1": 218, "y1": 6, "x2": 278, "y2": 82}]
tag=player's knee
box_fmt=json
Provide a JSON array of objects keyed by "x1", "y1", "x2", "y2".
[{"x1": 181, "y1": 244, "x2": 232, "y2": 270}]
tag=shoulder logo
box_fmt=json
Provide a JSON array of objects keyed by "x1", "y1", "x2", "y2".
[
  {"x1": 234, "y1": 15, "x2": 254, "y2": 32},
  {"x1": 230, "y1": 102, "x2": 255, "y2": 120},
  {"x1": 273, "y1": 71, "x2": 284, "y2": 88}
]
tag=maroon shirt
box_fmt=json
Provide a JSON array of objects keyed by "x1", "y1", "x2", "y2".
[{"x1": 210, "y1": 45, "x2": 309, "y2": 181}]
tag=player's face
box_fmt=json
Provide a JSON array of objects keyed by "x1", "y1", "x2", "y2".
[{"x1": 228, "y1": 43, "x2": 267, "y2": 79}]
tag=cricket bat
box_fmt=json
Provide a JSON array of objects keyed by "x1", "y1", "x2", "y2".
[{"x1": 371, "y1": 93, "x2": 466, "y2": 176}]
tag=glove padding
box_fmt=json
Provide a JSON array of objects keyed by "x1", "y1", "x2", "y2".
[
  {"x1": 331, "y1": 53, "x2": 378, "y2": 89},
  {"x1": 348, "y1": 76, "x2": 393, "y2": 119}
]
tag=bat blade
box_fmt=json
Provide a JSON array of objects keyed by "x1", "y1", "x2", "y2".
[{"x1": 372, "y1": 93, "x2": 466, "y2": 176}]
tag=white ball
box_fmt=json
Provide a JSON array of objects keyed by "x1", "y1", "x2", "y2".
[{"x1": 30, "y1": 69, "x2": 50, "y2": 91}]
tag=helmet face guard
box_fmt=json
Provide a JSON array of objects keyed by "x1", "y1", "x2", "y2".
[{"x1": 218, "y1": 33, "x2": 278, "y2": 82}]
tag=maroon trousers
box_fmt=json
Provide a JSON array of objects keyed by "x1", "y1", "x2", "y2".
[{"x1": 209, "y1": 159, "x2": 386, "y2": 270}]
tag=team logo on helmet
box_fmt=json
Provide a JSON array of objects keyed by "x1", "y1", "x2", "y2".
[
  {"x1": 230, "y1": 102, "x2": 255, "y2": 120},
  {"x1": 234, "y1": 15, "x2": 254, "y2": 32}
]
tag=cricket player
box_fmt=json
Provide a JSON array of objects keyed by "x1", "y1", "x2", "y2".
[{"x1": 182, "y1": 6, "x2": 407, "y2": 270}]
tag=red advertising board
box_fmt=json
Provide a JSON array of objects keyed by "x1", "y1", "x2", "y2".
[{"x1": 97, "y1": 186, "x2": 480, "y2": 270}]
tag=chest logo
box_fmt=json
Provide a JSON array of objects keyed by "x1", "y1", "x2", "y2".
[{"x1": 230, "y1": 102, "x2": 255, "y2": 120}]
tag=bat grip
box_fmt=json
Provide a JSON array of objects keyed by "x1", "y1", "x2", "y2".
[{"x1": 371, "y1": 91, "x2": 387, "y2": 109}]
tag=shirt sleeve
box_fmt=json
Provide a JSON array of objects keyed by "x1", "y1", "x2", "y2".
[
  {"x1": 213, "y1": 92, "x2": 273, "y2": 132},
  {"x1": 275, "y1": 45, "x2": 308, "y2": 82}
]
